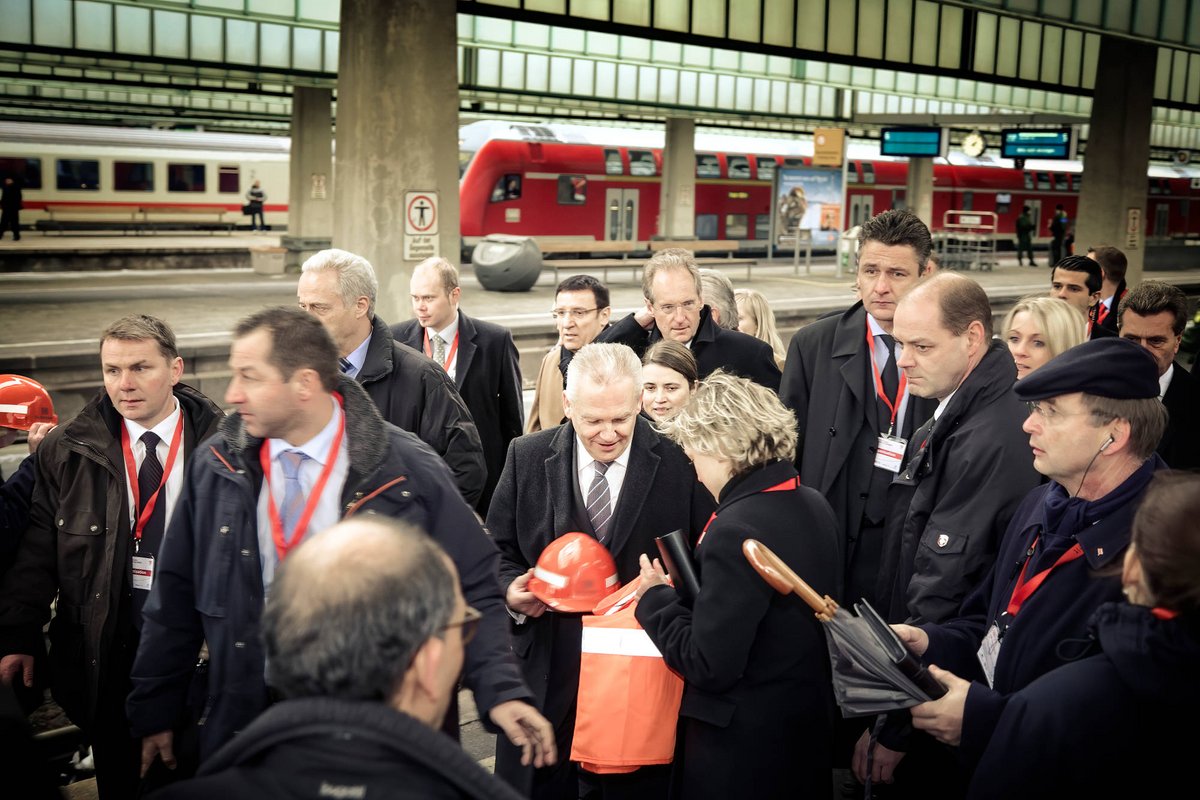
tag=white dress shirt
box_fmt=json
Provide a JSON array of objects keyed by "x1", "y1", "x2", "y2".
[
  {"x1": 574, "y1": 428, "x2": 635, "y2": 520},
  {"x1": 123, "y1": 398, "x2": 184, "y2": 538},
  {"x1": 867, "y1": 313, "x2": 912, "y2": 435},
  {"x1": 341, "y1": 333, "x2": 372, "y2": 379},
  {"x1": 427, "y1": 314, "x2": 461, "y2": 381}
]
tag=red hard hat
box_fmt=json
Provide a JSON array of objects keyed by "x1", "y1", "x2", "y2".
[
  {"x1": 0, "y1": 375, "x2": 57, "y2": 431},
  {"x1": 528, "y1": 532, "x2": 619, "y2": 613}
]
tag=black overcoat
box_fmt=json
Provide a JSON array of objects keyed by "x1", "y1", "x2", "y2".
[{"x1": 1158, "y1": 360, "x2": 1200, "y2": 469}]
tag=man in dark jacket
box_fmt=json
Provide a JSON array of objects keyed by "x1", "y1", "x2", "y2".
[
  {"x1": 489, "y1": 343, "x2": 709, "y2": 799},
  {"x1": 0, "y1": 176, "x2": 22, "y2": 241},
  {"x1": 0, "y1": 315, "x2": 223, "y2": 800},
  {"x1": 129, "y1": 308, "x2": 550, "y2": 772},
  {"x1": 872, "y1": 338, "x2": 1168, "y2": 793},
  {"x1": 1015, "y1": 206, "x2": 1035, "y2": 266},
  {"x1": 595, "y1": 248, "x2": 781, "y2": 390},
  {"x1": 1049, "y1": 254, "x2": 1114, "y2": 339},
  {"x1": 298, "y1": 248, "x2": 486, "y2": 505},
  {"x1": 781, "y1": 209, "x2": 937, "y2": 611},
  {"x1": 154, "y1": 517, "x2": 528, "y2": 800},
  {"x1": 393, "y1": 256, "x2": 524, "y2": 514},
  {"x1": 1090, "y1": 245, "x2": 1127, "y2": 334}
]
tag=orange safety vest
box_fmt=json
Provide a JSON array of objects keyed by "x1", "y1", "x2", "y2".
[{"x1": 571, "y1": 579, "x2": 684, "y2": 774}]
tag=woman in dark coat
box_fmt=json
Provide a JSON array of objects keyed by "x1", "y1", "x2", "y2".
[
  {"x1": 966, "y1": 471, "x2": 1200, "y2": 799},
  {"x1": 636, "y1": 370, "x2": 840, "y2": 798}
]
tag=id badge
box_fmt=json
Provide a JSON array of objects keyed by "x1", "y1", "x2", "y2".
[
  {"x1": 132, "y1": 555, "x2": 155, "y2": 592},
  {"x1": 977, "y1": 623, "x2": 1002, "y2": 688},
  {"x1": 874, "y1": 434, "x2": 908, "y2": 473}
]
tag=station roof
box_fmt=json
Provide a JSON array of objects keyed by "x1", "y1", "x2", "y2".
[{"x1": 2, "y1": 0, "x2": 1199, "y2": 160}]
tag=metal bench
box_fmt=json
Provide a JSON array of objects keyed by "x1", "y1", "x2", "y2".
[
  {"x1": 138, "y1": 206, "x2": 234, "y2": 235},
  {"x1": 40, "y1": 204, "x2": 140, "y2": 235},
  {"x1": 649, "y1": 239, "x2": 757, "y2": 279}
]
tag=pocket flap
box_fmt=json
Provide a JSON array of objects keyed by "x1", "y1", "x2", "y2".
[
  {"x1": 56, "y1": 510, "x2": 104, "y2": 536},
  {"x1": 919, "y1": 528, "x2": 967, "y2": 555},
  {"x1": 679, "y1": 691, "x2": 736, "y2": 728}
]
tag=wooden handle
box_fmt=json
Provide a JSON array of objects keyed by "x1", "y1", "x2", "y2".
[{"x1": 743, "y1": 539, "x2": 838, "y2": 616}]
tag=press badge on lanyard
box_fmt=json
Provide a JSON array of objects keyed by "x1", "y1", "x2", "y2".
[
  {"x1": 121, "y1": 421, "x2": 183, "y2": 593},
  {"x1": 867, "y1": 325, "x2": 907, "y2": 473}
]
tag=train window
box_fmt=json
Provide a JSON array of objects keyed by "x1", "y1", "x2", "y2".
[
  {"x1": 695, "y1": 214, "x2": 718, "y2": 239},
  {"x1": 114, "y1": 161, "x2": 154, "y2": 192},
  {"x1": 861, "y1": 162, "x2": 876, "y2": 185},
  {"x1": 725, "y1": 214, "x2": 748, "y2": 238},
  {"x1": 727, "y1": 156, "x2": 750, "y2": 180},
  {"x1": 1054, "y1": 174, "x2": 1069, "y2": 192},
  {"x1": 0, "y1": 157, "x2": 42, "y2": 190},
  {"x1": 490, "y1": 174, "x2": 521, "y2": 202},
  {"x1": 995, "y1": 193, "x2": 1011, "y2": 215},
  {"x1": 961, "y1": 192, "x2": 974, "y2": 211},
  {"x1": 1149, "y1": 179, "x2": 1161, "y2": 195},
  {"x1": 557, "y1": 175, "x2": 587, "y2": 205},
  {"x1": 629, "y1": 150, "x2": 657, "y2": 176},
  {"x1": 696, "y1": 154, "x2": 721, "y2": 179},
  {"x1": 1024, "y1": 172, "x2": 1034, "y2": 190},
  {"x1": 1073, "y1": 174, "x2": 1082, "y2": 190},
  {"x1": 783, "y1": 158, "x2": 805, "y2": 169},
  {"x1": 167, "y1": 163, "x2": 206, "y2": 192},
  {"x1": 604, "y1": 149, "x2": 624, "y2": 176},
  {"x1": 218, "y1": 165, "x2": 240, "y2": 193},
  {"x1": 754, "y1": 214, "x2": 770, "y2": 239},
  {"x1": 57, "y1": 159, "x2": 100, "y2": 191},
  {"x1": 755, "y1": 157, "x2": 776, "y2": 182},
  {"x1": 1035, "y1": 173, "x2": 1051, "y2": 191}
]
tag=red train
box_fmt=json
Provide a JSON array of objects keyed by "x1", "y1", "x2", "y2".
[{"x1": 459, "y1": 121, "x2": 1200, "y2": 247}]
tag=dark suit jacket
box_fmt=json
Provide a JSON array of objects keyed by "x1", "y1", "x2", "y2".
[
  {"x1": 597, "y1": 305, "x2": 781, "y2": 391},
  {"x1": 392, "y1": 311, "x2": 524, "y2": 513},
  {"x1": 1159, "y1": 361, "x2": 1200, "y2": 469},
  {"x1": 780, "y1": 302, "x2": 936, "y2": 583},
  {"x1": 486, "y1": 417, "x2": 709, "y2": 793}
]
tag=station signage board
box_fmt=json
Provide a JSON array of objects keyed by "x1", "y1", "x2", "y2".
[
  {"x1": 880, "y1": 127, "x2": 947, "y2": 158},
  {"x1": 1000, "y1": 128, "x2": 1077, "y2": 160},
  {"x1": 812, "y1": 127, "x2": 846, "y2": 167}
]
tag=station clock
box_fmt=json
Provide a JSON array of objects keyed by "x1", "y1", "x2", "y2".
[{"x1": 961, "y1": 131, "x2": 986, "y2": 157}]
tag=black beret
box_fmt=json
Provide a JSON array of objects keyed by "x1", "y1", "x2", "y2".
[{"x1": 1015, "y1": 338, "x2": 1160, "y2": 401}]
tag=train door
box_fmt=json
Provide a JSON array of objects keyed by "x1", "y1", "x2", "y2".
[
  {"x1": 1154, "y1": 203, "x2": 1169, "y2": 237},
  {"x1": 605, "y1": 188, "x2": 639, "y2": 241},
  {"x1": 1025, "y1": 199, "x2": 1042, "y2": 235},
  {"x1": 850, "y1": 195, "x2": 873, "y2": 228}
]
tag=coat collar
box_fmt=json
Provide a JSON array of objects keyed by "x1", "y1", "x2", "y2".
[
  {"x1": 357, "y1": 315, "x2": 397, "y2": 385},
  {"x1": 452, "y1": 310, "x2": 478, "y2": 390},
  {"x1": 648, "y1": 304, "x2": 719, "y2": 349},
  {"x1": 717, "y1": 459, "x2": 799, "y2": 507}
]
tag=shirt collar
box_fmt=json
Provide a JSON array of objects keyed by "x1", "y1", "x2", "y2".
[
  {"x1": 428, "y1": 313, "x2": 460, "y2": 348},
  {"x1": 574, "y1": 427, "x2": 635, "y2": 476},
  {"x1": 269, "y1": 396, "x2": 343, "y2": 465},
  {"x1": 123, "y1": 397, "x2": 181, "y2": 447},
  {"x1": 1159, "y1": 363, "x2": 1174, "y2": 400},
  {"x1": 344, "y1": 333, "x2": 372, "y2": 376},
  {"x1": 866, "y1": 312, "x2": 888, "y2": 338},
  {"x1": 934, "y1": 389, "x2": 958, "y2": 421}
]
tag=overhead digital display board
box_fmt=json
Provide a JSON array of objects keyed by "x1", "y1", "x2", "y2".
[
  {"x1": 1000, "y1": 128, "x2": 1077, "y2": 160},
  {"x1": 880, "y1": 127, "x2": 947, "y2": 158}
]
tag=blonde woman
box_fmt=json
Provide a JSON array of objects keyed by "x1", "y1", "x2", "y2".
[
  {"x1": 735, "y1": 288, "x2": 786, "y2": 371},
  {"x1": 1002, "y1": 296, "x2": 1087, "y2": 379}
]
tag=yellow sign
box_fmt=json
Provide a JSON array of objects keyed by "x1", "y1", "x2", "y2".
[{"x1": 813, "y1": 128, "x2": 846, "y2": 167}]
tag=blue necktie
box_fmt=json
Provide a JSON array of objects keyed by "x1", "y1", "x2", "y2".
[{"x1": 279, "y1": 450, "x2": 309, "y2": 543}]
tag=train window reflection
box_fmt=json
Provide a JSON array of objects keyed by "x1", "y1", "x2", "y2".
[
  {"x1": 218, "y1": 165, "x2": 240, "y2": 194},
  {"x1": 114, "y1": 161, "x2": 154, "y2": 192},
  {"x1": 629, "y1": 150, "x2": 656, "y2": 176},
  {"x1": 0, "y1": 157, "x2": 42, "y2": 190},
  {"x1": 754, "y1": 214, "x2": 770, "y2": 239},
  {"x1": 696, "y1": 213, "x2": 718, "y2": 239},
  {"x1": 57, "y1": 159, "x2": 100, "y2": 191},
  {"x1": 725, "y1": 214, "x2": 748, "y2": 238},
  {"x1": 756, "y1": 157, "x2": 776, "y2": 182},
  {"x1": 1036, "y1": 172, "x2": 1051, "y2": 191},
  {"x1": 783, "y1": 158, "x2": 806, "y2": 169},
  {"x1": 604, "y1": 149, "x2": 624, "y2": 176},
  {"x1": 490, "y1": 173, "x2": 521, "y2": 202},
  {"x1": 727, "y1": 156, "x2": 750, "y2": 179},
  {"x1": 696, "y1": 154, "x2": 720, "y2": 178},
  {"x1": 1024, "y1": 172, "x2": 1034, "y2": 190},
  {"x1": 1054, "y1": 174, "x2": 1069, "y2": 192},
  {"x1": 168, "y1": 163, "x2": 206, "y2": 192},
  {"x1": 557, "y1": 175, "x2": 587, "y2": 205},
  {"x1": 861, "y1": 162, "x2": 876, "y2": 185}
]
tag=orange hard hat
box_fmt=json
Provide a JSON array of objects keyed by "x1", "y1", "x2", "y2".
[
  {"x1": 0, "y1": 375, "x2": 57, "y2": 431},
  {"x1": 528, "y1": 532, "x2": 619, "y2": 613}
]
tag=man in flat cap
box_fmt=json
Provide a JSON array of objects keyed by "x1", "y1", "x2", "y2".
[{"x1": 857, "y1": 338, "x2": 1168, "y2": 794}]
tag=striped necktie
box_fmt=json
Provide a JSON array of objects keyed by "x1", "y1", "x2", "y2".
[{"x1": 586, "y1": 461, "x2": 613, "y2": 543}]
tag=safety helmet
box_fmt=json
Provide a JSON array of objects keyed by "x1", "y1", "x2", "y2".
[
  {"x1": 528, "y1": 532, "x2": 619, "y2": 613},
  {"x1": 0, "y1": 375, "x2": 58, "y2": 431}
]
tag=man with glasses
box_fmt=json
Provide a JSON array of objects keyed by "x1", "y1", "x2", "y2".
[
  {"x1": 527, "y1": 275, "x2": 612, "y2": 433},
  {"x1": 153, "y1": 517, "x2": 529, "y2": 800},
  {"x1": 597, "y1": 248, "x2": 781, "y2": 390},
  {"x1": 129, "y1": 307, "x2": 552, "y2": 776},
  {"x1": 864, "y1": 338, "x2": 1167, "y2": 797},
  {"x1": 1117, "y1": 280, "x2": 1199, "y2": 468}
]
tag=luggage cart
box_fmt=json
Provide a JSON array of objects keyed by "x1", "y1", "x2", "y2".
[{"x1": 936, "y1": 210, "x2": 999, "y2": 272}]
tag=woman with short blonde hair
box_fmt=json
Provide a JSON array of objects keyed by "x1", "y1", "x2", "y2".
[{"x1": 1002, "y1": 295, "x2": 1087, "y2": 379}]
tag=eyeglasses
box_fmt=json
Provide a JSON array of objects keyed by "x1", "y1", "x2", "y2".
[
  {"x1": 551, "y1": 308, "x2": 599, "y2": 321},
  {"x1": 655, "y1": 299, "x2": 700, "y2": 316},
  {"x1": 441, "y1": 605, "x2": 482, "y2": 645},
  {"x1": 1025, "y1": 401, "x2": 1091, "y2": 423}
]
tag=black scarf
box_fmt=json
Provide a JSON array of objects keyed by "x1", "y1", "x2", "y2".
[{"x1": 1038, "y1": 458, "x2": 1157, "y2": 567}]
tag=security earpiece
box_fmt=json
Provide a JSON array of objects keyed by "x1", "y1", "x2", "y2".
[{"x1": 1100, "y1": 435, "x2": 1115, "y2": 452}]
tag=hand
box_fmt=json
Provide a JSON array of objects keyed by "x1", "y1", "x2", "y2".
[
  {"x1": 910, "y1": 665, "x2": 969, "y2": 746},
  {"x1": 635, "y1": 303, "x2": 656, "y2": 330},
  {"x1": 26, "y1": 422, "x2": 55, "y2": 454},
  {"x1": 140, "y1": 730, "x2": 176, "y2": 777},
  {"x1": 851, "y1": 729, "x2": 906, "y2": 784},
  {"x1": 506, "y1": 569, "x2": 547, "y2": 618},
  {"x1": 488, "y1": 700, "x2": 557, "y2": 768},
  {"x1": 892, "y1": 623, "x2": 929, "y2": 657},
  {"x1": 0, "y1": 654, "x2": 34, "y2": 687},
  {"x1": 635, "y1": 554, "x2": 668, "y2": 600}
]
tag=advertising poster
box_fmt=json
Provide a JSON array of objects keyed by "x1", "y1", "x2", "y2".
[{"x1": 773, "y1": 167, "x2": 845, "y2": 250}]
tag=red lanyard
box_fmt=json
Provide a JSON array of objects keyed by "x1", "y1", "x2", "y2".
[
  {"x1": 259, "y1": 394, "x2": 346, "y2": 562},
  {"x1": 1151, "y1": 607, "x2": 1179, "y2": 620},
  {"x1": 865, "y1": 323, "x2": 908, "y2": 432},
  {"x1": 1005, "y1": 536, "x2": 1085, "y2": 617},
  {"x1": 1096, "y1": 303, "x2": 1109, "y2": 324},
  {"x1": 423, "y1": 328, "x2": 460, "y2": 371},
  {"x1": 121, "y1": 417, "x2": 184, "y2": 545},
  {"x1": 697, "y1": 477, "x2": 799, "y2": 546}
]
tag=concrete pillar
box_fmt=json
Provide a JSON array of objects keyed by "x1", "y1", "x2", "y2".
[
  {"x1": 1075, "y1": 36, "x2": 1156, "y2": 285},
  {"x1": 281, "y1": 85, "x2": 333, "y2": 269},
  {"x1": 659, "y1": 118, "x2": 696, "y2": 239},
  {"x1": 334, "y1": 0, "x2": 459, "y2": 323},
  {"x1": 905, "y1": 158, "x2": 934, "y2": 229}
]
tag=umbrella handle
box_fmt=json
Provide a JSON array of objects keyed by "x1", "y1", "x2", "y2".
[{"x1": 743, "y1": 539, "x2": 838, "y2": 616}]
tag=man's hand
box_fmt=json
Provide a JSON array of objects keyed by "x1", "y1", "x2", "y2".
[
  {"x1": 635, "y1": 303, "x2": 656, "y2": 330},
  {"x1": 26, "y1": 422, "x2": 55, "y2": 454},
  {"x1": 0, "y1": 654, "x2": 34, "y2": 687},
  {"x1": 852, "y1": 729, "x2": 906, "y2": 784},
  {"x1": 140, "y1": 730, "x2": 176, "y2": 777},
  {"x1": 488, "y1": 700, "x2": 557, "y2": 768},
  {"x1": 910, "y1": 665, "x2": 970, "y2": 746},
  {"x1": 506, "y1": 568, "x2": 547, "y2": 618},
  {"x1": 892, "y1": 623, "x2": 929, "y2": 657}
]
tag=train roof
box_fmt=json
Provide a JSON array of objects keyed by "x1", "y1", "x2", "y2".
[{"x1": 0, "y1": 121, "x2": 291, "y2": 154}]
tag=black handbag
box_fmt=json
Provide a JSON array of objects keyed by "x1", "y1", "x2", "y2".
[{"x1": 241, "y1": 204, "x2": 253, "y2": 215}]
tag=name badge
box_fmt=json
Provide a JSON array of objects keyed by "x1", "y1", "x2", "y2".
[
  {"x1": 977, "y1": 623, "x2": 1002, "y2": 688},
  {"x1": 874, "y1": 434, "x2": 908, "y2": 473},
  {"x1": 132, "y1": 555, "x2": 155, "y2": 592}
]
